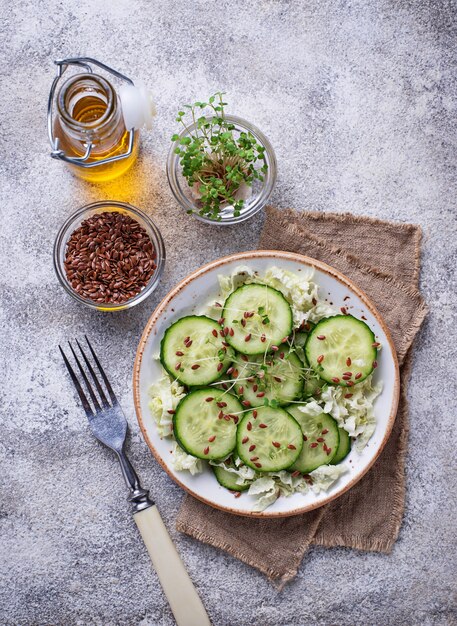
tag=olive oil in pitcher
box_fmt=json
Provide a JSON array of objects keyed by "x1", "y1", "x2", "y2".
[{"x1": 48, "y1": 58, "x2": 155, "y2": 183}]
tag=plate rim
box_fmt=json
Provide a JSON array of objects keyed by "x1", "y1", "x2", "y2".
[{"x1": 133, "y1": 250, "x2": 400, "y2": 518}]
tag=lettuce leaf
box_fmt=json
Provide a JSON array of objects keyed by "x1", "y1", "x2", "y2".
[
  {"x1": 319, "y1": 374, "x2": 382, "y2": 445},
  {"x1": 309, "y1": 464, "x2": 348, "y2": 494},
  {"x1": 171, "y1": 442, "x2": 203, "y2": 475},
  {"x1": 209, "y1": 457, "x2": 256, "y2": 484},
  {"x1": 148, "y1": 375, "x2": 186, "y2": 438},
  {"x1": 218, "y1": 265, "x2": 257, "y2": 300},
  {"x1": 262, "y1": 266, "x2": 318, "y2": 326},
  {"x1": 288, "y1": 375, "x2": 381, "y2": 448},
  {"x1": 246, "y1": 471, "x2": 310, "y2": 512},
  {"x1": 247, "y1": 476, "x2": 279, "y2": 511}
]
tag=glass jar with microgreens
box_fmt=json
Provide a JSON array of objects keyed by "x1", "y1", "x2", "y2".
[{"x1": 166, "y1": 93, "x2": 277, "y2": 224}]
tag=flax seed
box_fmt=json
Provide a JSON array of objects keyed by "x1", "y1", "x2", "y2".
[{"x1": 64, "y1": 211, "x2": 156, "y2": 305}]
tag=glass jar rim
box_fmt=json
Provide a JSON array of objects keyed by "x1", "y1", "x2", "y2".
[
  {"x1": 53, "y1": 201, "x2": 166, "y2": 311},
  {"x1": 57, "y1": 73, "x2": 117, "y2": 132}
]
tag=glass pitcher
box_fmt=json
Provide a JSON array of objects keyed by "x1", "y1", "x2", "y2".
[{"x1": 48, "y1": 57, "x2": 155, "y2": 183}]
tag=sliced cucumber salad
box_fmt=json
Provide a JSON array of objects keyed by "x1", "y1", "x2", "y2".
[
  {"x1": 306, "y1": 315, "x2": 378, "y2": 386},
  {"x1": 160, "y1": 315, "x2": 234, "y2": 386},
  {"x1": 173, "y1": 388, "x2": 241, "y2": 460},
  {"x1": 230, "y1": 343, "x2": 303, "y2": 407},
  {"x1": 287, "y1": 406, "x2": 339, "y2": 473},
  {"x1": 223, "y1": 284, "x2": 293, "y2": 354},
  {"x1": 150, "y1": 268, "x2": 382, "y2": 510},
  {"x1": 237, "y1": 406, "x2": 303, "y2": 472}
]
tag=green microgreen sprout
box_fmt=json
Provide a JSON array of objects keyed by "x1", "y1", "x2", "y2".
[
  {"x1": 256, "y1": 305, "x2": 270, "y2": 324},
  {"x1": 263, "y1": 398, "x2": 279, "y2": 408},
  {"x1": 171, "y1": 92, "x2": 268, "y2": 220}
]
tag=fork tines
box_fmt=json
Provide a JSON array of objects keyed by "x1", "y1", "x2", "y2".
[{"x1": 59, "y1": 337, "x2": 118, "y2": 418}]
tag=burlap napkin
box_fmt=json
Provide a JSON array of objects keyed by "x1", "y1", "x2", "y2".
[{"x1": 176, "y1": 207, "x2": 428, "y2": 585}]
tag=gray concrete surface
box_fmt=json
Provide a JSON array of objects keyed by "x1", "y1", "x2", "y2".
[{"x1": 1, "y1": 1, "x2": 456, "y2": 624}]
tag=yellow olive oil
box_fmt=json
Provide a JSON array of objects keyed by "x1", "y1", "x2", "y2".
[{"x1": 54, "y1": 75, "x2": 139, "y2": 183}]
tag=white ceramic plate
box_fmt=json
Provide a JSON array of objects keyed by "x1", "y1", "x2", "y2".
[{"x1": 133, "y1": 251, "x2": 400, "y2": 518}]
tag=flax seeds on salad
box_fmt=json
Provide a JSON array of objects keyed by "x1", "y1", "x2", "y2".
[{"x1": 64, "y1": 211, "x2": 156, "y2": 304}]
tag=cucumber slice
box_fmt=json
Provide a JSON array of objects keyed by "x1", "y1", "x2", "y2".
[
  {"x1": 237, "y1": 406, "x2": 303, "y2": 472},
  {"x1": 213, "y1": 464, "x2": 250, "y2": 492},
  {"x1": 330, "y1": 427, "x2": 351, "y2": 465},
  {"x1": 231, "y1": 343, "x2": 303, "y2": 407},
  {"x1": 305, "y1": 315, "x2": 377, "y2": 386},
  {"x1": 293, "y1": 326, "x2": 326, "y2": 398},
  {"x1": 173, "y1": 388, "x2": 242, "y2": 460},
  {"x1": 223, "y1": 284, "x2": 293, "y2": 355},
  {"x1": 160, "y1": 315, "x2": 233, "y2": 386},
  {"x1": 286, "y1": 405, "x2": 339, "y2": 473}
]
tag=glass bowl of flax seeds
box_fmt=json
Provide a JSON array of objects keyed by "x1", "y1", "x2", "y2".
[{"x1": 54, "y1": 201, "x2": 165, "y2": 311}]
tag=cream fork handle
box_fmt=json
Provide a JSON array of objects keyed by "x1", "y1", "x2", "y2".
[{"x1": 134, "y1": 505, "x2": 211, "y2": 626}]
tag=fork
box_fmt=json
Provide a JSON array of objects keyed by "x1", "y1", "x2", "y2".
[{"x1": 59, "y1": 337, "x2": 211, "y2": 626}]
